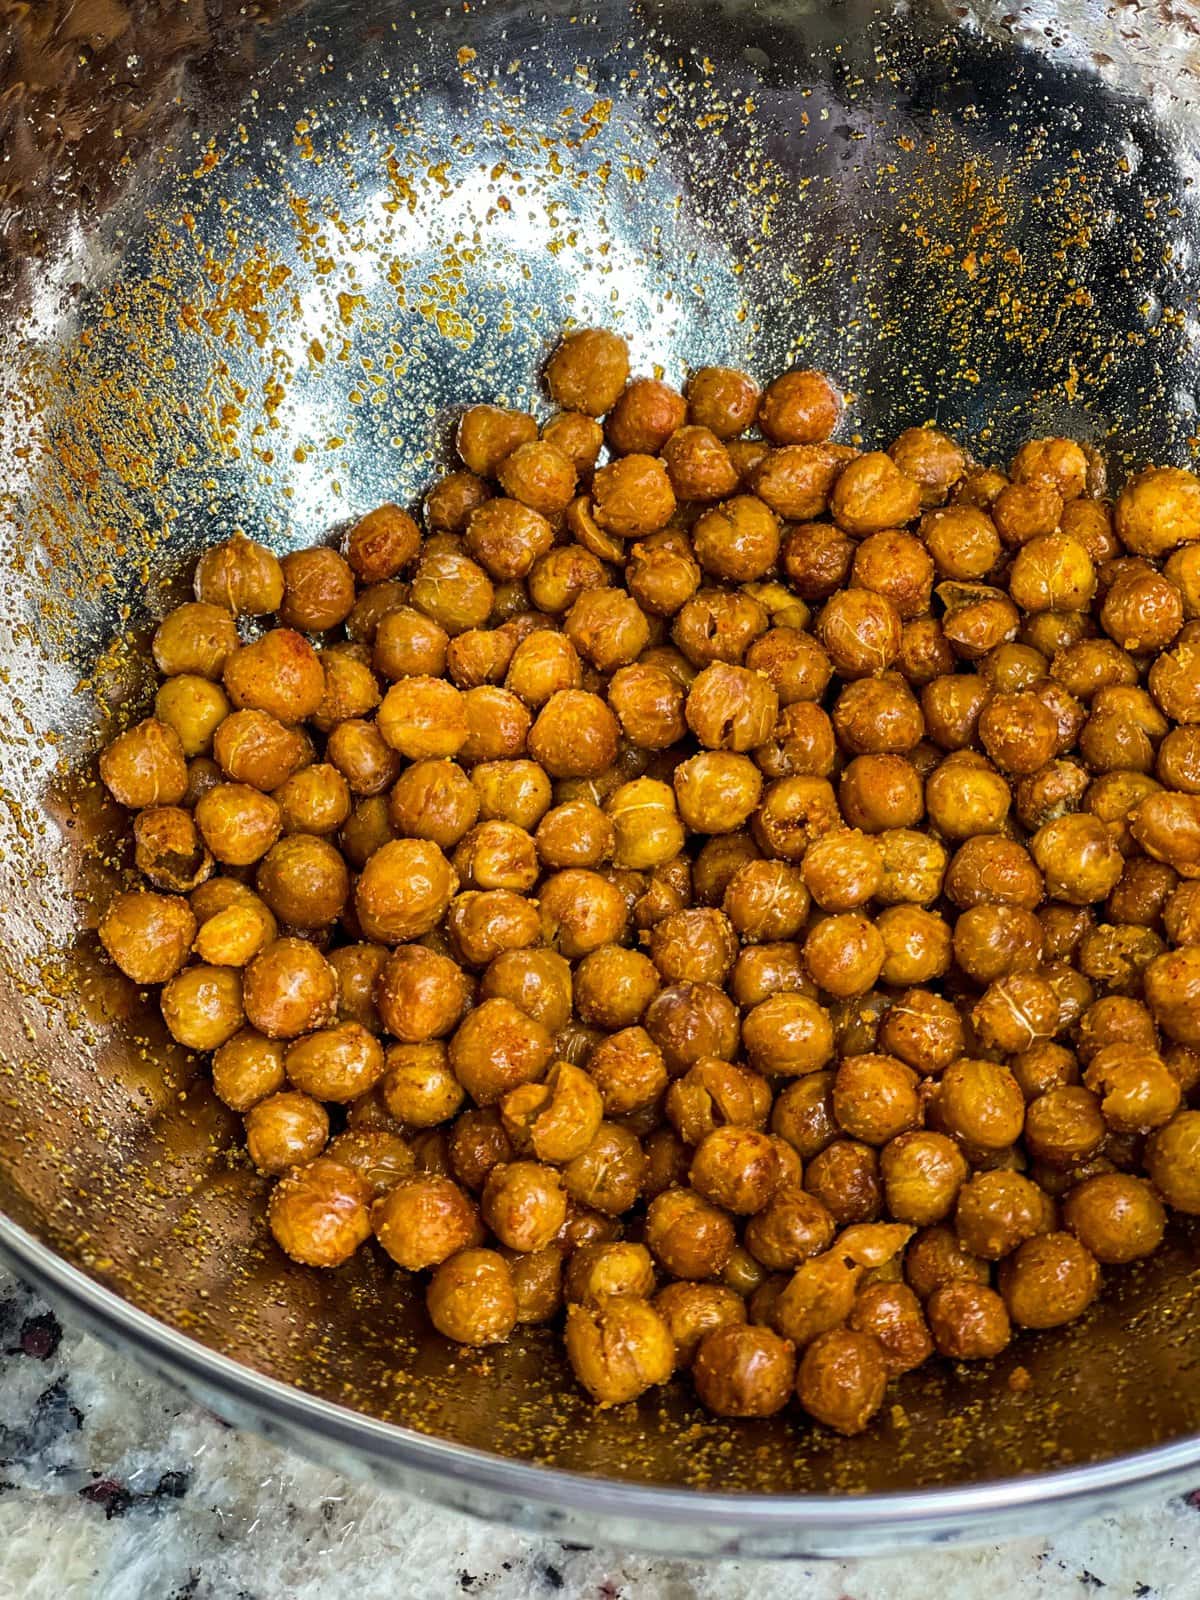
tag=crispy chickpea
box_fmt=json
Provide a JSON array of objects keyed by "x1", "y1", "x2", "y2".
[
  {"x1": 829, "y1": 452, "x2": 920, "y2": 536},
  {"x1": 661, "y1": 425, "x2": 739, "y2": 502},
  {"x1": 283, "y1": 1021, "x2": 384, "y2": 1102},
  {"x1": 833, "y1": 757, "x2": 921, "y2": 838},
  {"x1": 528, "y1": 689, "x2": 619, "y2": 779},
  {"x1": 447, "y1": 888, "x2": 540, "y2": 968},
  {"x1": 688, "y1": 1126, "x2": 780, "y2": 1216},
  {"x1": 536, "y1": 867, "x2": 625, "y2": 958},
  {"x1": 941, "y1": 585, "x2": 1020, "y2": 659},
  {"x1": 223, "y1": 629, "x2": 324, "y2": 725},
  {"x1": 833, "y1": 1056, "x2": 921, "y2": 1147},
  {"x1": 194, "y1": 534, "x2": 284, "y2": 615},
  {"x1": 562, "y1": 1121, "x2": 646, "y2": 1215},
  {"x1": 605, "y1": 663, "x2": 685, "y2": 752},
  {"x1": 644, "y1": 983, "x2": 740, "y2": 1077},
  {"x1": 1114, "y1": 464, "x2": 1200, "y2": 557},
  {"x1": 921, "y1": 673, "x2": 989, "y2": 752},
  {"x1": 274, "y1": 763, "x2": 352, "y2": 838},
  {"x1": 193, "y1": 892, "x2": 277, "y2": 967},
  {"x1": 816, "y1": 588, "x2": 902, "y2": 679},
  {"x1": 952, "y1": 904, "x2": 1042, "y2": 984},
  {"x1": 672, "y1": 752, "x2": 761, "y2": 836},
  {"x1": 743, "y1": 1185, "x2": 835, "y2": 1270},
  {"x1": 448, "y1": 996, "x2": 553, "y2": 1107},
  {"x1": 803, "y1": 914, "x2": 885, "y2": 999},
  {"x1": 888, "y1": 427, "x2": 965, "y2": 506},
  {"x1": 99, "y1": 891, "x2": 196, "y2": 985},
  {"x1": 993, "y1": 481, "x2": 1063, "y2": 545},
  {"x1": 924, "y1": 753, "x2": 1009, "y2": 841},
  {"x1": 453, "y1": 821, "x2": 538, "y2": 893},
  {"x1": 945, "y1": 836, "x2": 1043, "y2": 910},
  {"x1": 1083, "y1": 1043, "x2": 1180, "y2": 1133},
  {"x1": 255, "y1": 835, "x2": 348, "y2": 928},
  {"x1": 652, "y1": 1283, "x2": 745, "y2": 1368},
  {"x1": 354, "y1": 839, "x2": 457, "y2": 944},
  {"x1": 591, "y1": 455, "x2": 677, "y2": 538},
  {"x1": 372, "y1": 1173, "x2": 481, "y2": 1270},
  {"x1": 470, "y1": 759, "x2": 552, "y2": 831},
  {"x1": 804, "y1": 1140, "x2": 881, "y2": 1225},
  {"x1": 565, "y1": 1295, "x2": 674, "y2": 1405},
  {"x1": 424, "y1": 1248, "x2": 519, "y2": 1347},
  {"x1": 904, "y1": 1225, "x2": 990, "y2": 1301},
  {"x1": 375, "y1": 946, "x2": 472, "y2": 1043},
  {"x1": 833, "y1": 675, "x2": 924, "y2": 757},
  {"x1": 603, "y1": 377, "x2": 686, "y2": 454},
  {"x1": 562, "y1": 589, "x2": 649, "y2": 674},
  {"x1": 339, "y1": 504, "x2": 419, "y2": 584},
  {"x1": 673, "y1": 585, "x2": 769, "y2": 667},
  {"x1": 723, "y1": 860, "x2": 810, "y2": 943},
  {"x1": 154, "y1": 674, "x2": 230, "y2": 758},
  {"x1": 481, "y1": 1160, "x2": 567, "y2": 1252},
  {"x1": 689, "y1": 1323, "x2": 794, "y2": 1418},
  {"x1": 212, "y1": 1028, "x2": 286, "y2": 1112},
  {"x1": 921, "y1": 505, "x2": 1001, "y2": 581},
  {"x1": 744, "y1": 629, "x2": 831, "y2": 710},
  {"x1": 584, "y1": 1026, "x2": 668, "y2": 1117},
  {"x1": 100, "y1": 717, "x2": 188, "y2": 810},
  {"x1": 978, "y1": 690, "x2": 1061, "y2": 777},
  {"x1": 850, "y1": 530, "x2": 934, "y2": 620},
  {"x1": 545, "y1": 328, "x2": 629, "y2": 415},
  {"x1": 501, "y1": 1060, "x2": 604, "y2": 1164},
  {"x1": 1145, "y1": 1109, "x2": 1200, "y2": 1213},
  {"x1": 373, "y1": 606, "x2": 449, "y2": 682},
  {"x1": 879, "y1": 1130, "x2": 967, "y2": 1226},
  {"x1": 972, "y1": 971, "x2": 1059, "y2": 1054},
  {"x1": 645, "y1": 1186, "x2": 735, "y2": 1279},
  {"x1": 877, "y1": 991, "x2": 964, "y2": 1075},
  {"x1": 456, "y1": 403, "x2": 537, "y2": 477},
  {"x1": 214, "y1": 709, "x2": 311, "y2": 793},
  {"x1": 798, "y1": 829, "x2": 880, "y2": 912},
  {"x1": 267, "y1": 1156, "x2": 370, "y2": 1268},
  {"x1": 325, "y1": 943, "x2": 388, "y2": 1033},
  {"x1": 276, "y1": 547, "x2": 355, "y2": 633},
  {"x1": 388, "y1": 759, "x2": 479, "y2": 850},
  {"x1": 755, "y1": 368, "x2": 839, "y2": 445},
  {"x1": 381, "y1": 1041, "x2": 464, "y2": 1127},
  {"x1": 152, "y1": 601, "x2": 239, "y2": 683},
  {"x1": 934, "y1": 1059, "x2": 1025, "y2": 1150},
  {"x1": 954, "y1": 1170, "x2": 1054, "y2": 1261},
  {"x1": 849, "y1": 1281, "x2": 932, "y2": 1375},
  {"x1": 647, "y1": 907, "x2": 737, "y2": 988},
  {"x1": 692, "y1": 833, "x2": 760, "y2": 905},
  {"x1": 999, "y1": 1232, "x2": 1100, "y2": 1328},
  {"x1": 243, "y1": 1089, "x2": 329, "y2": 1175},
  {"x1": 781, "y1": 520, "x2": 855, "y2": 602},
  {"x1": 130, "y1": 805, "x2": 210, "y2": 894},
  {"x1": 1063, "y1": 1172, "x2": 1166, "y2": 1263},
  {"x1": 1023, "y1": 1084, "x2": 1107, "y2": 1168},
  {"x1": 796, "y1": 1328, "x2": 887, "y2": 1434},
  {"x1": 1144, "y1": 946, "x2": 1200, "y2": 1046},
  {"x1": 927, "y1": 1283, "x2": 1011, "y2": 1360},
  {"x1": 193, "y1": 783, "x2": 281, "y2": 868},
  {"x1": 683, "y1": 662, "x2": 778, "y2": 754},
  {"x1": 410, "y1": 547, "x2": 495, "y2": 636},
  {"x1": 480, "y1": 948, "x2": 572, "y2": 1034},
  {"x1": 625, "y1": 532, "x2": 702, "y2": 617},
  {"x1": 572, "y1": 946, "x2": 658, "y2": 1032},
  {"x1": 1009, "y1": 532, "x2": 1096, "y2": 613},
  {"x1": 531, "y1": 801, "x2": 610, "y2": 874},
  {"x1": 160, "y1": 964, "x2": 243, "y2": 1050},
  {"x1": 689, "y1": 495, "x2": 780, "y2": 583},
  {"x1": 741, "y1": 992, "x2": 833, "y2": 1077},
  {"x1": 1101, "y1": 568, "x2": 1184, "y2": 653},
  {"x1": 243, "y1": 937, "x2": 337, "y2": 1039},
  {"x1": 749, "y1": 443, "x2": 846, "y2": 521}
]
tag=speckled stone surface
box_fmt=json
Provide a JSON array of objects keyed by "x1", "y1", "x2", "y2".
[{"x1": 1, "y1": 1266, "x2": 1198, "y2": 1600}]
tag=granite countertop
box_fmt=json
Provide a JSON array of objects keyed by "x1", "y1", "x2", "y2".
[{"x1": 0, "y1": 1266, "x2": 1197, "y2": 1600}]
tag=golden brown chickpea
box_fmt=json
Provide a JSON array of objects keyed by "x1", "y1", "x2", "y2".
[
  {"x1": 849, "y1": 532, "x2": 932, "y2": 621},
  {"x1": 875, "y1": 991, "x2": 961, "y2": 1077},
  {"x1": 971, "y1": 971, "x2": 1060, "y2": 1054},
  {"x1": 642, "y1": 983, "x2": 739, "y2": 1078},
  {"x1": 450, "y1": 1107, "x2": 517, "y2": 1192},
  {"x1": 570, "y1": 947, "x2": 657, "y2": 1033},
  {"x1": 493, "y1": 440, "x2": 576, "y2": 519},
  {"x1": 193, "y1": 783, "x2": 280, "y2": 868},
  {"x1": 1009, "y1": 436, "x2": 1087, "y2": 499},
  {"x1": 456, "y1": 403, "x2": 537, "y2": 477},
  {"x1": 129, "y1": 806, "x2": 209, "y2": 895},
  {"x1": 1083, "y1": 1042, "x2": 1180, "y2": 1133},
  {"x1": 378, "y1": 1041, "x2": 462, "y2": 1127},
  {"x1": 887, "y1": 426, "x2": 965, "y2": 506},
  {"x1": 503, "y1": 631, "x2": 582, "y2": 709},
  {"x1": 563, "y1": 589, "x2": 650, "y2": 674},
  {"x1": 954, "y1": 1170, "x2": 1054, "y2": 1261},
  {"x1": 644, "y1": 1186, "x2": 735, "y2": 1279},
  {"x1": 385, "y1": 760, "x2": 477, "y2": 849},
  {"x1": 927, "y1": 1282, "x2": 1011, "y2": 1360},
  {"x1": 584, "y1": 1026, "x2": 668, "y2": 1118},
  {"x1": 193, "y1": 892, "x2": 277, "y2": 968},
  {"x1": 670, "y1": 752, "x2": 759, "y2": 836},
  {"x1": 899, "y1": 617, "x2": 956, "y2": 688},
  {"x1": 999, "y1": 1231, "x2": 1100, "y2": 1328},
  {"x1": 604, "y1": 663, "x2": 684, "y2": 752},
  {"x1": 243, "y1": 1088, "x2": 330, "y2": 1175},
  {"x1": 743, "y1": 630, "x2": 830, "y2": 710},
  {"x1": 558, "y1": 1122, "x2": 644, "y2": 1216},
  {"x1": 830, "y1": 451, "x2": 921, "y2": 536},
  {"x1": 373, "y1": 606, "x2": 449, "y2": 683},
  {"x1": 748, "y1": 443, "x2": 846, "y2": 521},
  {"x1": 445, "y1": 995, "x2": 552, "y2": 1106},
  {"x1": 1063, "y1": 1172, "x2": 1166, "y2": 1263},
  {"x1": 1113, "y1": 463, "x2": 1200, "y2": 557},
  {"x1": 603, "y1": 376, "x2": 685, "y2": 454},
  {"x1": 647, "y1": 907, "x2": 737, "y2": 988},
  {"x1": 452, "y1": 819, "x2": 539, "y2": 893},
  {"x1": 767, "y1": 1074, "x2": 834, "y2": 1162},
  {"x1": 952, "y1": 903, "x2": 1042, "y2": 985},
  {"x1": 977, "y1": 690, "x2": 1061, "y2": 777},
  {"x1": 590, "y1": 455, "x2": 677, "y2": 538},
  {"x1": 956, "y1": 466, "x2": 1009, "y2": 509},
  {"x1": 921, "y1": 674, "x2": 989, "y2": 753},
  {"x1": 410, "y1": 546, "x2": 495, "y2": 636},
  {"x1": 830, "y1": 760, "x2": 919, "y2": 842},
  {"x1": 223, "y1": 629, "x2": 324, "y2": 726},
  {"x1": 816, "y1": 588, "x2": 902, "y2": 680},
  {"x1": 255, "y1": 835, "x2": 349, "y2": 929},
  {"x1": 469, "y1": 759, "x2": 551, "y2": 831},
  {"x1": 563, "y1": 1243, "x2": 655, "y2": 1311},
  {"x1": 879, "y1": 1130, "x2": 967, "y2": 1227},
  {"x1": 673, "y1": 585, "x2": 770, "y2": 669},
  {"x1": 243, "y1": 937, "x2": 337, "y2": 1039},
  {"x1": 160, "y1": 964, "x2": 243, "y2": 1050},
  {"x1": 687, "y1": 495, "x2": 778, "y2": 583},
  {"x1": 267, "y1": 1156, "x2": 371, "y2": 1268},
  {"x1": 1130, "y1": 791, "x2": 1200, "y2": 879},
  {"x1": 501, "y1": 1059, "x2": 604, "y2": 1164},
  {"x1": 682, "y1": 662, "x2": 777, "y2": 754},
  {"x1": 803, "y1": 1140, "x2": 882, "y2": 1226},
  {"x1": 754, "y1": 701, "x2": 835, "y2": 784},
  {"x1": 945, "y1": 836, "x2": 1043, "y2": 911},
  {"x1": 339, "y1": 505, "x2": 418, "y2": 584},
  {"x1": 1145, "y1": 1108, "x2": 1200, "y2": 1212},
  {"x1": 211, "y1": 1028, "x2": 287, "y2": 1112},
  {"x1": 372, "y1": 1173, "x2": 481, "y2": 1270},
  {"x1": 98, "y1": 890, "x2": 196, "y2": 986},
  {"x1": 373, "y1": 945, "x2": 470, "y2": 1042},
  {"x1": 373, "y1": 676, "x2": 466, "y2": 763},
  {"x1": 324, "y1": 943, "x2": 387, "y2": 1034},
  {"x1": 1023, "y1": 1084, "x2": 1107, "y2": 1168},
  {"x1": 737, "y1": 992, "x2": 832, "y2": 1077},
  {"x1": 526, "y1": 546, "x2": 605, "y2": 620},
  {"x1": 624, "y1": 532, "x2": 702, "y2": 618},
  {"x1": 1164, "y1": 883, "x2": 1200, "y2": 947},
  {"x1": 833, "y1": 676, "x2": 925, "y2": 758},
  {"x1": 755, "y1": 368, "x2": 838, "y2": 444},
  {"x1": 345, "y1": 580, "x2": 409, "y2": 647},
  {"x1": 479, "y1": 1160, "x2": 567, "y2": 1252},
  {"x1": 685, "y1": 1126, "x2": 779, "y2": 1217},
  {"x1": 151, "y1": 601, "x2": 238, "y2": 682},
  {"x1": 688, "y1": 1323, "x2": 794, "y2": 1418},
  {"x1": 478, "y1": 951, "x2": 570, "y2": 1038},
  {"x1": 100, "y1": 717, "x2": 189, "y2": 811},
  {"x1": 848, "y1": 1281, "x2": 933, "y2": 1375},
  {"x1": 545, "y1": 328, "x2": 629, "y2": 416},
  {"x1": 923, "y1": 753, "x2": 1009, "y2": 842},
  {"x1": 464, "y1": 497, "x2": 555, "y2": 582},
  {"x1": 424, "y1": 1249, "x2": 518, "y2": 1347},
  {"x1": 354, "y1": 838, "x2": 457, "y2": 945},
  {"x1": 795, "y1": 1327, "x2": 887, "y2": 1433},
  {"x1": 1051, "y1": 637, "x2": 1138, "y2": 702},
  {"x1": 309, "y1": 648, "x2": 381, "y2": 735},
  {"x1": 933, "y1": 1059, "x2": 1025, "y2": 1150},
  {"x1": 213, "y1": 708, "x2": 311, "y2": 794},
  {"x1": 719, "y1": 862, "x2": 809, "y2": 947},
  {"x1": 993, "y1": 481, "x2": 1063, "y2": 546},
  {"x1": 941, "y1": 584, "x2": 1021, "y2": 659},
  {"x1": 527, "y1": 689, "x2": 619, "y2": 780},
  {"x1": 1101, "y1": 568, "x2": 1184, "y2": 654},
  {"x1": 780, "y1": 520, "x2": 855, "y2": 603},
  {"x1": 659, "y1": 425, "x2": 738, "y2": 502},
  {"x1": 740, "y1": 1185, "x2": 833, "y2": 1271},
  {"x1": 276, "y1": 547, "x2": 354, "y2": 633},
  {"x1": 920, "y1": 505, "x2": 1001, "y2": 581},
  {"x1": 803, "y1": 914, "x2": 885, "y2": 1000},
  {"x1": 194, "y1": 534, "x2": 284, "y2": 615},
  {"x1": 445, "y1": 888, "x2": 538, "y2": 968},
  {"x1": 564, "y1": 1294, "x2": 675, "y2": 1405},
  {"x1": 902, "y1": 1225, "x2": 989, "y2": 1301},
  {"x1": 272, "y1": 763, "x2": 351, "y2": 837},
  {"x1": 283, "y1": 1021, "x2": 384, "y2": 1102},
  {"x1": 154, "y1": 673, "x2": 230, "y2": 758},
  {"x1": 833, "y1": 1056, "x2": 922, "y2": 1148}
]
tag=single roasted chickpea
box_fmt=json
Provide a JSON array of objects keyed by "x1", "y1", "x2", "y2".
[
  {"x1": 564, "y1": 1241, "x2": 655, "y2": 1308},
  {"x1": 194, "y1": 534, "x2": 284, "y2": 615},
  {"x1": 283, "y1": 1021, "x2": 384, "y2": 1102},
  {"x1": 671, "y1": 752, "x2": 760, "y2": 836},
  {"x1": 584, "y1": 1027, "x2": 668, "y2": 1118},
  {"x1": 750, "y1": 443, "x2": 849, "y2": 521},
  {"x1": 274, "y1": 764, "x2": 352, "y2": 838},
  {"x1": 848, "y1": 1281, "x2": 933, "y2": 1375},
  {"x1": 99, "y1": 891, "x2": 196, "y2": 985},
  {"x1": 243, "y1": 936, "x2": 338, "y2": 1039},
  {"x1": 565, "y1": 1295, "x2": 675, "y2": 1405},
  {"x1": 804, "y1": 1140, "x2": 882, "y2": 1225},
  {"x1": 354, "y1": 838, "x2": 458, "y2": 944},
  {"x1": 661, "y1": 425, "x2": 740, "y2": 502},
  {"x1": 160, "y1": 964, "x2": 243, "y2": 1050},
  {"x1": 152, "y1": 601, "x2": 239, "y2": 683},
  {"x1": 223, "y1": 629, "x2": 325, "y2": 725},
  {"x1": 690, "y1": 495, "x2": 780, "y2": 583},
  {"x1": 380, "y1": 1041, "x2": 464, "y2": 1127},
  {"x1": 816, "y1": 588, "x2": 902, "y2": 679},
  {"x1": 836, "y1": 755, "x2": 924, "y2": 836},
  {"x1": 447, "y1": 996, "x2": 552, "y2": 1106},
  {"x1": 830, "y1": 452, "x2": 921, "y2": 535},
  {"x1": 244, "y1": 1088, "x2": 329, "y2": 1173},
  {"x1": 372, "y1": 1173, "x2": 481, "y2": 1270},
  {"x1": 1062, "y1": 1171, "x2": 1165, "y2": 1264},
  {"x1": 688, "y1": 1126, "x2": 780, "y2": 1216},
  {"x1": 481, "y1": 1160, "x2": 567, "y2": 1251},
  {"x1": 999, "y1": 1231, "x2": 1100, "y2": 1328},
  {"x1": 833, "y1": 1055, "x2": 921, "y2": 1147},
  {"x1": 795, "y1": 1328, "x2": 888, "y2": 1434},
  {"x1": 255, "y1": 834, "x2": 349, "y2": 928},
  {"x1": 374, "y1": 945, "x2": 471, "y2": 1043},
  {"x1": 625, "y1": 532, "x2": 702, "y2": 618},
  {"x1": 944, "y1": 835, "x2": 1043, "y2": 910},
  {"x1": 211, "y1": 1028, "x2": 286, "y2": 1111},
  {"x1": 537, "y1": 867, "x2": 626, "y2": 958},
  {"x1": 340, "y1": 503, "x2": 419, "y2": 584},
  {"x1": 645, "y1": 1186, "x2": 735, "y2": 1279},
  {"x1": 545, "y1": 328, "x2": 630, "y2": 416},
  {"x1": 690, "y1": 1324, "x2": 795, "y2": 1417},
  {"x1": 591, "y1": 455, "x2": 677, "y2": 538},
  {"x1": 1083, "y1": 1043, "x2": 1181, "y2": 1133},
  {"x1": 447, "y1": 1106, "x2": 514, "y2": 1193},
  {"x1": 1145, "y1": 1109, "x2": 1200, "y2": 1212},
  {"x1": 456, "y1": 403, "x2": 537, "y2": 477},
  {"x1": 213, "y1": 708, "x2": 312, "y2": 793},
  {"x1": 954, "y1": 1170, "x2": 1054, "y2": 1261},
  {"x1": 409, "y1": 547, "x2": 495, "y2": 636},
  {"x1": 653, "y1": 1283, "x2": 745, "y2": 1368},
  {"x1": 927, "y1": 1283, "x2": 1012, "y2": 1360},
  {"x1": 325, "y1": 943, "x2": 388, "y2": 1033},
  {"x1": 889, "y1": 426, "x2": 965, "y2": 506},
  {"x1": 971, "y1": 971, "x2": 1060, "y2": 1054},
  {"x1": 472, "y1": 759, "x2": 553, "y2": 830},
  {"x1": 277, "y1": 546, "x2": 355, "y2": 632},
  {"x1": 193, "y1": 892, "x2": 277, "y2": 967},
  {"x1": 1023, "y1": 1085, "x2": 1107, "y2": 1168},
  {"x1": 684, "y1": 661, "x2": 778, "y2": 753},
  {"x1": 100, "y1": 718, "x2": 188, "y2": 810},
  {"x1": 879, "y1": 1130, "x2": 967, "y2": 1226},
  {"x1": 876, "y1": 990, "x2": 963, "y2": 1076},
  {"x1": 644, "y1": 982, "x2": 740, "y2": 1077},
  {"x1": 500, "y1": 1059, "x2": 603, "y2": 1163},
  {"x1": 267, "y1": 1156, "x2": 370, "y2": 1268},
  {"x1": 425, "y1": 1248, "x2": 519, "y2": 1347},
  {"x1": 528, "y1": 689, "x2": 620, "y2": 779},
  {"x1": 465, "y1": 497, "x2": 556, "y2": 582},
  {"x1": 154, "y1": 674, "x2": 230, "y2": 758},
  {"x1": 741, "y1": 991, "x2": 834, "y2": 1077},
  {"x1": 803, "y1": 914, "x2": 885, "y2": 999},
  {"x1": 933, "y1": 1059, "x2": 1025, "y2": 1150}
]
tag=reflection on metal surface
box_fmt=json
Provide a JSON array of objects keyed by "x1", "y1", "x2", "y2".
[{"x1": 2, "y1": 0, "x2": 1200, "y2": 1556}]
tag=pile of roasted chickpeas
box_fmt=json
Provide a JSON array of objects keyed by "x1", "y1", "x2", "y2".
[{"x1": 96, "y1": 326, "x2": 1200, "y2": 1434}]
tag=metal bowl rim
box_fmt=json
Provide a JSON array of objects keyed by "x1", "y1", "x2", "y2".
[{"x1": 3, "y1": 1210, "x2": 1197, "y2": 1530}]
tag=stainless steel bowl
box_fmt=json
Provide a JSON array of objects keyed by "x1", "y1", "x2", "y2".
[{"x1": 3, "y1": 0, "x2": 1200, "y2": 1558}]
